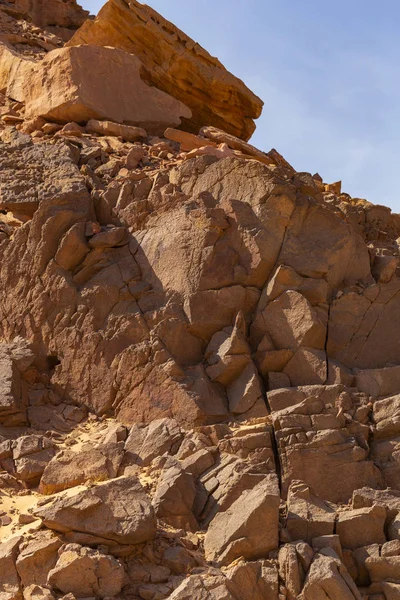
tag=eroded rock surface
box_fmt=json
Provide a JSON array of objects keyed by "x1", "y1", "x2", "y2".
[{"x1": 0, "y1": 1, "x2": 400, "y2": 599}]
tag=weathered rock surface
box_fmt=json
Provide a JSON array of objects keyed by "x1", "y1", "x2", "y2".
[
  {"x1": 5, "y1": 0, "x2": 89, "y2": 36},
  {"x1": 11, "y1": 45, "x2": 192, "y2": 131},
  {"x1": 1, "y1": 1, "x2": 400, "y2": 598},
  {"x1": 47, "y1": 544, "x2": 125, "y2": 598},
  {"x1": 204, "y1": 475, "x2": 280, "y2": 566},
  {"x1": 34, "y1": 476, "x2": 157, "y2": 545},
  {"x1": 67, "y1": 0, "x2": 263, "y2": 140}
]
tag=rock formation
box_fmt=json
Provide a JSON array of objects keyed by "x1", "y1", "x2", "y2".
[
  {"x1": 0, "y1": 1, "x2": 400, "y2": 599},
  {"x1": 66, "y1": 0, "x2": 263, "y2": 140}
]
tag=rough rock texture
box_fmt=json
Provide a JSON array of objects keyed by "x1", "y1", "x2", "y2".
[
  {"x1": 67, "y1": 0, "x2": 263, "y2": 140},
  {"x1": 1, "y1": 1, "x2": 400, "y2": 599},
  {"x1": 47, "y1": 544, "x2": 125, "y2": 597},
  {"x1": 2, "y1": 0, "x2": 88, "y2": 27},
  {"x1": 10, "y1": 45, "x2": 192, "y2": 131},
  {"x1": 34, "y1": 476, "x2": 157, "y2": 545},
  {"x1": 204, "y1": 475, "x2": 280, "y2": 566}
]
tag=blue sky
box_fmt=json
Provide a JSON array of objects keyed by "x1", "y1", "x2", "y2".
[{"x1": 81, "y1": 1, "x2": 400, "y2": 212}]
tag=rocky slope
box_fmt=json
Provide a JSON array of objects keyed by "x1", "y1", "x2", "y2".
[{"x1": 1, "y1": 2, "x2": 400, "y2": 600}]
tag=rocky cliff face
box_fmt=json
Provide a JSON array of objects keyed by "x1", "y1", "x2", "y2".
[{"x1": 0, "y1": 2, "x2": 400, "y2": 600}]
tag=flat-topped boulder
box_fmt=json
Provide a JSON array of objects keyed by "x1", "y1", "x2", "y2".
[
  {"x1": 9, "y1": 45, "x2": 192, "y2": 132},
  {"x1": 67, "y1": 0, "x2": 263, "y2": 140}
]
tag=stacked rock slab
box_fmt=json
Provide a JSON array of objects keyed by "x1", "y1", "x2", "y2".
[{"x1": 67, "y1": 0, "x2": 263, "y2": 140}]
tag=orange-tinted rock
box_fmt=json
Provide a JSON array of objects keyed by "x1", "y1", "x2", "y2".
[
  {"x1": 67, "y1": 0, "x2": 263, "y2": 140},
  {"x1": 13, "y1": 45, "x2": 191, "y2": 132}
]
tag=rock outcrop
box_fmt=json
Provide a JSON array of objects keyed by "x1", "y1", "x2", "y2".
[
  {"x1": 67, "y1": 0, "x2": 263, "y2": 140},
  {"x1": 1, "y1": 0, "x2": 89, "y2": 40},
  {"x1": 1, "y1": 1, "x2": 400, "y2": 599}
]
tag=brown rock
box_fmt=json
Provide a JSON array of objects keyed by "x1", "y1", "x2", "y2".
[
  {"x1": 22, "y1": 585, "x2": 55, "y2": 600},
  {"x1": 356, "y1": 366, "x2": 400, "y2": 398},
  {"x1": 67, "y1": 0, "x2": 263, "y2": 140},
  {"x1": 165, "y1": 128, "x2": 217, "y2": 152},
  {"x1": 200, "y1": 125, "x2": 275, "y2": 165},
  {"x1": 152, "y1": 463, "x2": 197, "y2": 531},
  {"x1": 256, "y1": 290, "x2": 327, "y2": 351},
  {"x1": 283, "y1": 347, "x2": 327, "y2": 386},
  {"x1": 86, "y1": 119, "x2": 147, "y2": 142},
  {"x1": 299, "y1": 550, "x2": 362, "y2": 599},
  {"x1": 204, "y1": 475, "x2": 279, "y2": 566},
  {"x1": 286, "y1": 481, "x2": 336, "y2": 543},
  {"x1": 16, "y1": 531, "x2": 62, "y2": 588},
  {"x1": 39, "y1": 442, "x2": 124, "y2": 494},
  {"x1": 0, "y1": 535, "x2": 22, "y2": 600},
  {"x1": 16, "y1": 46, "x2": 192, "y2": 133},
  {"x1": 168, "y1": 573, "x2": 234, "y2": 600},
  {"x1": 273, "y1": 390, "x2": 383, "y2": 503},
  {"x1": 336, "y1": 505, "x2": 387, "y2": 550},
  {"x1": 47, "y1": 544, "x2": 125, "y2": 598},
  {"x1": 124, "y1": 418, "x2": 183, "y2": 467},
  {"x1": 34, "y1": 476, "x2": 157, "y2": 545},
  {"x1": 10, "y1": 0, "x2": 89, "y2": 35},
  {"x1": 366, "y1": 556, "x2": 400, "y2": 583},
  {"x1": 225, "y1": 559, "x2": 279, "y2": 600},
  {"x1": 13, "y1": 435, "x2": 56, "y2": 483},
  {"x1": 54, "y1": 222, "x2": 89, "y2": 271}
]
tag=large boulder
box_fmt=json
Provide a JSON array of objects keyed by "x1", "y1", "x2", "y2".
[
  {"x1": 327, "y1": 281, "x2": 400, "y2": 370},
  {"x1": 272, "y1": 387, "x2": 383, "y2": 503},
  {"x1": 0, "y1": 536, "x2": 22, "y2": 600},
  {"x1": 34, "y1": 476, "x2": 157, "y2": 545},
  {"x1": 336, "y1": 505, "x2": 387, "y2": 550},
  {"x1": 10, "y1": 45, "x2": 191, "y2": 133},
  {"x1": 39, "y1": 442, "x2": 124, "y2": 494},
  {"x1": 47, "y1": 544, "x2": 125, "y2": 598},
  {"x1": 0, "y1": 339, "x2": 34, "y2": 425},
  {"x1": 204, "y1": 475, "x2": 280, "y2": 566},
  {"x1": 67, "y1": 0, "x2": 263, "y2": 140}
]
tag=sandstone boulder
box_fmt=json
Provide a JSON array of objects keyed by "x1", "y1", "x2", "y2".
[
  {"x1": 336, "y1": 505, "x2": 387, "y2": 550},
  {"x1": 22, "y1": 585, "x2": 54, "y2": 600},
  {"x1": 86, "y1": 119, "x2": 147, "y2": 142},
  {"x1": 124, "y1": 418, "x2": 183, "y2": 466},
  {"x1": 273, "y1": 389, "x2": 382, "y2": 503},
  {"x1": 0, "y1": 535, "x2": 22, "y2": 600},
  {"x1": 48, "y1": 544, "x2": 125, "y2": 598},
  {"x1": 16, "y1": 530, "x2": 62, "y2": 588},
  {"x1": 12, "y1": 46, "x2": 192, "y2": 132},
  {"x1": 0, "y1": 339, "x2": 34, "y2": 425},
  {"x1": 67, "y1": 0, "x2": 263, "y2": 140},
  {"x1": 356, "y1": 365, "x2": 400, "y2": 397},
  {"x1": 225, "y1": 559, "x2": 279, "y2": 600},
  {"x1": 204, "y1": 475, "x2": 279, "y2": 566},
  {"x1": 279, "y1": 542, "x2": 314, "y2": 600},
  {"x1": 152, "y1": 463, "x2": 197, "y2": 531},
  {"x1": 34, "y1": 476, "x2": 157, "y2": 545},
  {"x1": 366, "y1": 555, "x2": 400, "y2": 583},
  {"x1": 13, "y1": 435, "x2": 56, "y2": 483},
  {"x1": 39, "y1": 442, "x2": 124, "y2": 494},
  {"x1": 168, "y1": 573, "x2": 234, "y2": 600}
]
